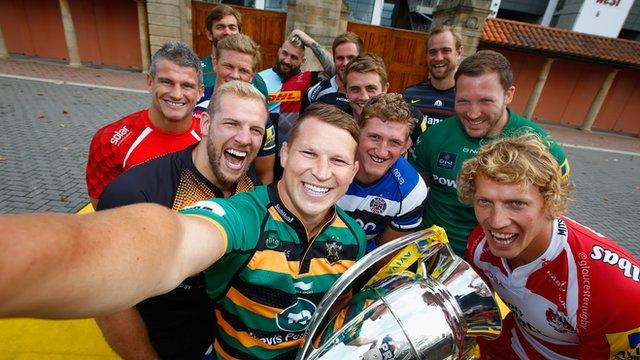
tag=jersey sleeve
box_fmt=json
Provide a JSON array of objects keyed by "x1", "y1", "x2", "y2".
[
  {"x1": 179, "y1": 196, "x2": 262, "y2": 255},
  {"x1": 96, "y1": 172, "x2": 148, "y2": 210},
  {"x1": 257, "y1": 116, "x2": 276, "y2": 157},
  {"x1": 548, "y1": 140, "x2": 570, "y2": 181},
  {"x1": 575, "y1": 237, "x2": 640, "y2": 358},
  {"x1": 408, "y1": 104, "x2": 427, "y2": 145},
  {"x1": 390, "y1": 171, "x2": 427, "y2": 231},
  {"x1": 86, "y1": 129, "x2": 122, "y2": 199}
]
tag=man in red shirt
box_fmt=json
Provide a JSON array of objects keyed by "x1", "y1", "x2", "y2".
[
  {"x1": 459, "y1": 133, "x2": 640, "y2": 359},
  {"x1": 86, "y1": 41, "x2": 204, "y2": 208}
]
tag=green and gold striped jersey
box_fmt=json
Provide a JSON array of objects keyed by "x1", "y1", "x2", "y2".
[{"x1": 180, "y1": 183, "x2": 366, "y2": 359}]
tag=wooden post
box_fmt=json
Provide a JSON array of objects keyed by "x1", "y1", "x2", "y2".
[
  {"x1": 58, "y1": 0, "x2": 82, "y2": 67},
  {"x1": 524, "y1": 58, "x2": 554, "y2": 119},
  {"x1": 137, "y1": 0, "x2": 151, "y2": 73},
  {"x1": 580, "y1": 69, "x2": 619, "y2": 132},
  {"x1": 0, "y1": 25, "x2": 8, "y2": 59}
]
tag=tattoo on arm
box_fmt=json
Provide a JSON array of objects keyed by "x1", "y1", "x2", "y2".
[{"x1": 311, "y1": 42, "x2": 335, "y2": 76}]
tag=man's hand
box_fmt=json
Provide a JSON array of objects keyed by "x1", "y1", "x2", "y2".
[{"x1": 291, "y1": 29, "x2": 316, "y2": 47}]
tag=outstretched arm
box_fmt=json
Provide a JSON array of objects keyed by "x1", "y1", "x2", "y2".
[
  {"x1": 291, "y1": 29, "x2": 335, "y2": 76},
  {"x1": 0, "y1": 203, "x2": 224, "y2": 319}
]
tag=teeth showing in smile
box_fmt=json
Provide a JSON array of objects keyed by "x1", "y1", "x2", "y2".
[
  {"x1": 304, "y1": 183, "x2": 329, "y2": 196},
  {"x1": 491, "y1": 231, "x2": 517, "y2": 245},
  {"x1": 226, "y1": 149, "x2": 247, "y2": 158},
  {"x1": 370, "y1": 155, "x2": 385, "y2": 163},
  {"x1": 165, "y1": 100, "x2": 184, "y2": 107}
]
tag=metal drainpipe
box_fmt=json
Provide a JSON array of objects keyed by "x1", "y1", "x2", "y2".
[
  {"x1": 524, "y1": 57, "x2": 555, "y2": 119},
  {"x1": 580, "y1": 68, "x2": 619, "y2": 132},
  {"x1": 58, "y1": 0, "x2": 82, "y2": 67}
]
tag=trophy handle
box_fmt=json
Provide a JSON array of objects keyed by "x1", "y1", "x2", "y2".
[{"x1": 297, "y1": 229, "x2": 437, "y2": 360}]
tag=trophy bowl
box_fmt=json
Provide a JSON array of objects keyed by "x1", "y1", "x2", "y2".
[{"x1": 297, "y1": 230, "x2": 502, "y2": 360}]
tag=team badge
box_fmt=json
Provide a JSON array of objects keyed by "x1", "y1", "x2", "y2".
[
  {"x1": 434, "y1": 99, "x2": 443, "y2": 107},
  {"x1": 437, "y1": 152, "x2": 457, "y2": 169},
  {"x1": 369, "y1": 197, "x2": 387, "y2": 214},
  {"x1": 326, "y1": 239, "x2": 343, "y2": 264},
  {"x1": 545, "y1": 308, "x2": 574, "y2": 333}
]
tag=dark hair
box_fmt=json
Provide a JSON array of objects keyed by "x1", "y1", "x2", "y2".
[
  {"x1": 205, "y1": 4, "x2": 243, "y2": 33},
  {"x1": 149, "y1": 41, "x2": 202, "y2": 85},
  {"x1": 455, "y1": 50, "x2": 513, "y2": 91}
]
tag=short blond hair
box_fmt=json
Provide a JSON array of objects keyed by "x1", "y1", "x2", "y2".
[
  {"x1": 209, "y1": 80, "x2": 267, "y2": 115},
  {"x1": 215, "y1": 33, "x2": 261, "y2": 72},
  {"x1": 457, "y1": 133, "x2": 572, "y2": 219},
  {"x1": 360, "y1": 93, "x2": 414, "y2": 139}
]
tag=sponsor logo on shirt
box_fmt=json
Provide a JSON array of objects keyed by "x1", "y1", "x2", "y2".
[
  {"x1": 437, "y1": 152, "x2": 457, "y2": 169},
  {"x1": 182, "y1": 200, "x2": 226, "y2": 216},
  {"x1": 410, "y1": 99, "x2": 420, "y2": 104},
  {"x1": 369, "y1": 197, "x2": 387, "y2": 214},
  {"x1": 269, "y1": 91, "x2": 301, "y2": 103},
  {"x1": 590, "y1": 245, "x2": 640, "y2": 282},
  {"x1": 432, "y1": 174, "x2": 457, "y2": 188},
  {"x1": 392, "y1": 168, "x2": 405, "y2": 185},
  {"x1": 434, "y1": 100, "x2": 443, "y2": 107},
  {"x1": 276, "y1": 298, "x2": 317, "y2": 332},
  {"x1": 606, "y1": 326, "x2": 640, "y2": 359},
  {"x1": 577, "y1": 250, "x2": 593, "y2": 331},
  {"x1": 264, "y1": 231, "x2": 280, "y2": 250},
  {"x1": 110, "y1": 126, "x2": 130, "y2": 145},
  {"x1": 424, "y1": 115, "x2": 444, "y2": 126}
]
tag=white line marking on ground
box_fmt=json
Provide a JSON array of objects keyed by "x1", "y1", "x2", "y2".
[
  {"x1": 0, "y1": 73, "x2": 148, "y2": 93},
  {"x1": 560, "y1": 143, "x2": 640, "y2": 157}
]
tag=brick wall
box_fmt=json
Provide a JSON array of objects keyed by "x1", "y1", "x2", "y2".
[{"x1": 146, "y1": 0, "x2": 192, "y2": 54}]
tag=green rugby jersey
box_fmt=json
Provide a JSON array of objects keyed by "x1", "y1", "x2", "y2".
[
  {"x1": 410, "y1": 110, "x2": 569, "y2": 257},
  {"x1": 180, "y1": 183, "x2": 366, "y2": 359}
]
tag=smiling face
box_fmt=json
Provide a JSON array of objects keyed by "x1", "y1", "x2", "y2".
[
  {"x1": 275, "y1": 41, "x2": 305, "y2": 79},
  {"x1": 201, "y1": 93, "x2": 266, "y2": 188},
  {"x1": 334, "y1": 42, "x2": 359, "y2": 77},
  {"x1": 426, "y1": 31, "x2": 461, "y2": 81},
  {"x1": 455, "y1": 72, "x2": 514, "y2": 138},
  {"x1": 356, "y1": 117, "x2": 410, "y2": 184},
  {"x1": 207, "y1": 14, "x2": 239, "y2": 47},
  {"x1": 279, "y1": 117, "x2": 359, "y2": 226},
  {"x1": 214, "y1": 49, "x2": 255, "y2": 86},
  {"x1": 346, "y1": 72, "x2": 388, "y2": 118},
  {"x1": 473, "y1": 175, "x2": 553, "y2": 269},
  {"x1": 147, "y1": 59, "x2": 202, "y2": 129}
]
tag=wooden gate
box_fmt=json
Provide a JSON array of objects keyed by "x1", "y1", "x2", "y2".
[
  {"x1": 192, "y1": 1, "x2": 286, "y2": 70},
  {"x1": 0, "y1": 0, "x2": 141, "y2": 69},
  {"x1": 347, "y1": 22, "x2": 428, "y2": 93}
]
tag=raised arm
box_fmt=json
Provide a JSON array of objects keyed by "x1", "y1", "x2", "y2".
[
  {"x1": 0, "y1": 203, "x2": 224, "y2": 319},
  {"x1": 291, "y1": 29, "x2": 335, "y2": 76}
]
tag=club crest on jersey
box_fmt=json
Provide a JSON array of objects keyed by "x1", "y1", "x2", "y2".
[
  {"x1": 545, "y1": 308, "x2": 574, "y2": 333},
  {"x1": 369, "y1": 197, "x2": 387, "y2": 214},
  {"x1": 326, "y1": 239, "x2": 343, "y2": 264},
  {"x1": 437, "y1": 152, "x2": 457, "y2": 169},
  {"x1": 434, "y1": 99, "x2": 443, "y2": 107},
  {"x1": 606, "y1": 326, "x2": 640, "y2": 359}
]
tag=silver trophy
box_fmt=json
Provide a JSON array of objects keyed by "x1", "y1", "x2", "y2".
[{"x1": 297, "y1": 229, "x2": 502, "y2": 360}]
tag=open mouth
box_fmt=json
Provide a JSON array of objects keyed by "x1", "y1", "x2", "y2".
[
  {"x1": 224, "y1": 148, "x2": 247, "y2": 170},
  {"x1": 164, "y1": 99, "x2": 185, "y2": 109},
  {"x1": 370, "y1": 154, "x2": 386, "y2": 164},
  {"x1": 303, "y1": 182, "x2": 330, "y2": 197},
  {"x1": 490, "y1": 231, "x2": 518, "y2": 245}
]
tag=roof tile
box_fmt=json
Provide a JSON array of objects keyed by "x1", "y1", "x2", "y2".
[{"x1": 481, "y1": 18, "x2": 640, "y2": 67}]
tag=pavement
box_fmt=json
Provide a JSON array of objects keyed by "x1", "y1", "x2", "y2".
[{"x1": 0, "y1": 56, "x2": 638, "y2": 358}]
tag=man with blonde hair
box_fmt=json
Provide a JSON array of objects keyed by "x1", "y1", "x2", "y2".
[
  {"x1": 0, "y1": 103, "x2": 365, "y2": 359},
  {"x1": 196, "y1": 33, "x2": 276, "y2": 183},
  {"x1": 460, "y1": 133, "x2": 640, "y2": 359},
  {"x1": 410, "y1": 50, "x2": 569, "y2": 257},
  {"x1": 95, "y1": 81, "x2": 267, "y2": 359},
  {"x1": 338, "y1": 93, "x2": 427, "y2": 252}
]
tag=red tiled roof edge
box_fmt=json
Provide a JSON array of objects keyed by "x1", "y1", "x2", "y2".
[{"x1": 480, "y1": 18, "x2": 640, "y2": 68}]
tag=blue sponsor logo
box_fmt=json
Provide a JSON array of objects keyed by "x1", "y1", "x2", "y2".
[{"x1": 437, "y1": 152, "x2": 457, "y2": 169}]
